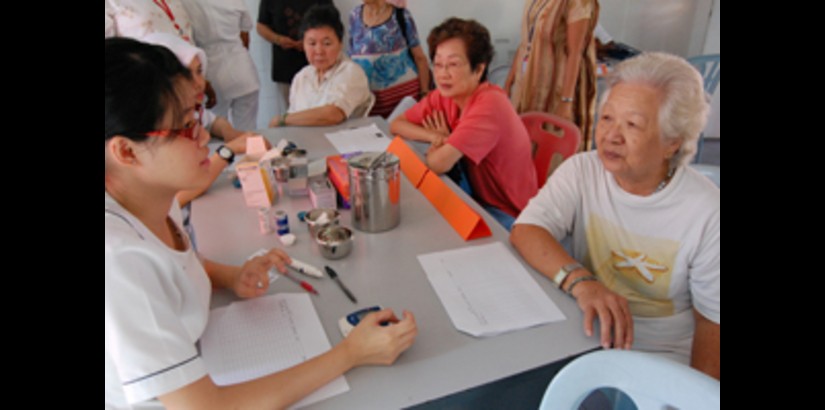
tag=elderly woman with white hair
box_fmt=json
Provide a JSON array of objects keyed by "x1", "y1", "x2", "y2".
[{"x1": 510, "y1": 52, "x2": 719, "y2": 379}]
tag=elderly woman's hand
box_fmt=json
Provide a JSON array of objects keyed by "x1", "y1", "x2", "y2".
[
  {"x1": 423, "y1": 111, "x2": 451, "y2": 146},
  {"x1": 571, "y1": 280, "x2": 634, "y2": 350}
]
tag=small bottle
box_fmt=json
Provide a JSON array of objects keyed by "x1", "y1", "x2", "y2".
[
  {"x1": 273, "y1": 210, "x2": 290, "y2": 235},
  {"x1": 257, "y1": 207, "x2": 273, "y2": 235}
]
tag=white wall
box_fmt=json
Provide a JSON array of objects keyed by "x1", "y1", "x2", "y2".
[
  {"x1": 243, "y1": 0, "x2": 719, "y2": 135},
  {"x1": 703, "y1": 0, "x2": 720, "y2": 138},
  {"x1": 599, "y1": 0, "x2": 714, "y2": 56}
]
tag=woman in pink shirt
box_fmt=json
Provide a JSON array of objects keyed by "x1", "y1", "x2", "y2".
[{"x1": 390, "y1": 17, "x2": 537, "y2": 230}]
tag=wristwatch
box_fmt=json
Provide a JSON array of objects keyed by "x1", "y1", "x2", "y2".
[
  {"x1": 552, "y1": 262, "x2": 584, "y2": 289},
  {"x1": 216, "y1": 145, "x2": 235, "y2": 164}
]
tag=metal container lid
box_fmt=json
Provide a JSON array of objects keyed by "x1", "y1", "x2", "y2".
[{"x1": 347, "y1": 152, "x2": 399, "y2": 170}]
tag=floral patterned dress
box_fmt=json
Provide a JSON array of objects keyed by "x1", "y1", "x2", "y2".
[{"x1": 348, "y1": 5, "x2": 422, "y2": 118}]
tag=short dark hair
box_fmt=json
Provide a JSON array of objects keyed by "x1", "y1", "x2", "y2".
[
  {"x1": 105, "y1": 37, "x2": 192, "y2": 142},
  {"x1": 427, "y1": 18, "x2": 494, "y2": 82},
  {"x1": 299, "y1": 4, "x2": 344, "y2": 42}
]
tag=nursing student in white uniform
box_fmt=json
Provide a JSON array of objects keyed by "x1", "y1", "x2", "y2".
[
  {"x1": 105, "y1": 38, "x2": 417, "y2": 409},
  {"x1": 179, "y1": 0, "x2": 260, "y2": 131},
  {"x1": 269, "y1": 5, "x2": 372, "y2": 128},
  {"x1": 510, "y1": 53, "x2": 720, "y2": 379}
]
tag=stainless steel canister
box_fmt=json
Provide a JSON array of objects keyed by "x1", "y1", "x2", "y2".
[{"x1": 348, "y1": 152, "x2": 400, "y2": 232}]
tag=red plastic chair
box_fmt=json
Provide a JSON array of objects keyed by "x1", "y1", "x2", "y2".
[{"x1": 520, "y1": 112, "x2": 582, "y2": 187}]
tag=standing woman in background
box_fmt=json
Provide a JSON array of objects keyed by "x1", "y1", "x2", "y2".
[
  {"x1": 504, "y1": 0, "x2": 599, "y2": 150},
  {"x1": 180, "y1": 0, "x2": 261, "y2": 131},
  {"x1": 348, "y1": 0, "x2": 431, "y2": 118},
  {"x1": 257, "y1": 0, "x2": 333, "y2": 115}
]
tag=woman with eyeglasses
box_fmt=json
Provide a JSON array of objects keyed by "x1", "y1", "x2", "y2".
[
  {"x1": 105, "y1": 37, "x2": 417, "y2": 409},
  {"x1": 390, "y1": 18, "x2": 537, "y2": 231}
]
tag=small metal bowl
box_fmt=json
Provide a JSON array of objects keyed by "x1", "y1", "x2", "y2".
[
  {"x1": 316, "y1": 226, "x2": 353, "y2": 260},
  {"x1": 305, "y1": 208, "x2": 340, "y2": 238}
]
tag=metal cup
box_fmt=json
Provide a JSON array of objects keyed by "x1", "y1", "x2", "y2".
[
  {"x1": 305, "y1": 208, "x2": 340, "y2": 238},
  {"x1": 316, "y1": 226, "x2": 353, "y2": 260}
]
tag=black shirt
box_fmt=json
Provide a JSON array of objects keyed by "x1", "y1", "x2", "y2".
[{"x1": 258, "y1": 0, "x2": 333, "y2": 83}]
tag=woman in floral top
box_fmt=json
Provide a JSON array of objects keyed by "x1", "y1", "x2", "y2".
[{"x1": 348, "y1": 0, "x2": 430, "y2": 118}]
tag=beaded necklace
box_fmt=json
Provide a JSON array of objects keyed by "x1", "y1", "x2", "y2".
[{"x1": 654, "y1": 167, "x2": 676, "y2": 193}]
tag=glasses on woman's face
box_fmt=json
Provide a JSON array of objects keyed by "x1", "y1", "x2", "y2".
[
  {"x1": 433, "y1": 60, "x2": 468, "y2": 73},
  {"x1": 145, "y1": 104, "x2": 204, "y2": 141}
]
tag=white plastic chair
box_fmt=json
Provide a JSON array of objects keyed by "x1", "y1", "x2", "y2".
[
  {"x1": 539, "y1": 350, "x2": 720, "y2": 410},
  {"x1": 386, "y1": 95, "x2": 418, "y2": 122},
  {"x1": 351, "y1": 93, "x2": 376, "y2": 118},
  {"x1": 690, "y1": 164, "x2": 720, "y2": 188}
]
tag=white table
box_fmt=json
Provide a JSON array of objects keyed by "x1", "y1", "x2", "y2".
[{"x1": 192, "y1": 117, "x2": 599, "y2": 409}]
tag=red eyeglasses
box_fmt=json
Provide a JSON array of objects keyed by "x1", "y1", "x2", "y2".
[{"x1": 145, "y1": 104, "x2": 204, "y2": 141}]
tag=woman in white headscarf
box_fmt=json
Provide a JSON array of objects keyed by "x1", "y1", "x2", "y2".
[{"x1": 144, "y1": 33, "x2": 259, "y2": 208}]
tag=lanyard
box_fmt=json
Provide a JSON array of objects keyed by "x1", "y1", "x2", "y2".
[
  {"x1": 152, "y1": 0, "x2": 189, "y2": 41},
  {"x1": 526, "y1": 0, "x2": 551, "y2": 51}
]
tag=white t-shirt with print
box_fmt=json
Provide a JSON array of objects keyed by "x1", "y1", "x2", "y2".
[
  {"x1": 105, "y1": 193, "x2": 211, "y2": 408},
  {"x1": 515, "y1": 151, "x2": 720, "y2": 362}
]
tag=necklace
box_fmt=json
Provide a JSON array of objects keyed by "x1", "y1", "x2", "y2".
[
  {"x1": 654, "y1": 167, "x2": 676, "y2": 193},
  {"x1": 363, "y1": 3, "x2": 392, "y2": 27},
  {"x1": 526, "y1": 0, "x2": 551, "y2": 51}
]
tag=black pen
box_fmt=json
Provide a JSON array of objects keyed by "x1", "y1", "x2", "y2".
[{"x1": 325, "y1": 266, "x2": 357, "y2": 304}]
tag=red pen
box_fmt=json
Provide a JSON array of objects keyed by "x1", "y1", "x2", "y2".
[{"x1": 282, "y1": 268, "x2": 319, "y2": 295}]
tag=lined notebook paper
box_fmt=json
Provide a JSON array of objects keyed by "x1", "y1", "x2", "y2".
[
  {"x1": 418, "y1": 242, "x2": 565, "y2": 337},
  {"x1": 200, "y1": 293, "x2": 349, "y2": 408}
]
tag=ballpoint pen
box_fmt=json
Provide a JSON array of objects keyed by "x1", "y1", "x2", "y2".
[
  {"x1": 280, "y1": 270, "x2": 319, "y2": 295},
  {"x1": 325, "y1": 266, "x2": 357, "y2": 303}
]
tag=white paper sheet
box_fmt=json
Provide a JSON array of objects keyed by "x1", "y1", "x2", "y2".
[
  {"x1": 418, "y1": 242, "x2": 566, "y2": 338},
  {"x1": 200, "y1": 293, "x2": 349, "y2": 409},
  {"x1": 324, "y1": 123, "x2": 391, "y2": 154}
]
